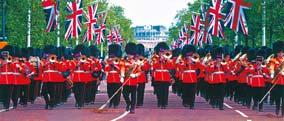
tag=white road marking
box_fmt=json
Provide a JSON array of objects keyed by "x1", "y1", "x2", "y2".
[
  {"x1": 235, "y1": 110, "x2": 249, "y2": 118},
  {"x1": 247, "y1": 120, "x2": 252, "y2": 121},
  {"x1": 111, "y1": 111, "x2": 130, "y2": 121},
  {"x1": 0, "y1": 107, "x2": 13, "y2": 113},
  {"x1": 223, "y1": 103, "x2": 233, "y2": 109}
]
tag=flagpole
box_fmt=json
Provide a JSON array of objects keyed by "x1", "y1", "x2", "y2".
[
  {"x1": 56, "y1": 10, "x2": 60, "y2": 47},
  {"x1": 262, "y1": 0, "x2": 266, "y2": 46},
  {"x1": 235, "y1": 32, "x2": 239, "y2": 47},
  {"x1": 27, "y1": 0, "x2": 31, "y2": 47}
]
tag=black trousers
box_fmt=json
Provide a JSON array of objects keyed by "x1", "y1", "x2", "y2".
[
  {"x1": 107, "y1": 83, "x2": 122, "y2": 107},
  {"x1": 210, "y1": 83, "x2": 225, "y2": 109},
  {"x1": 12, "y1": 85, "x2": 21, "y2": 107},
  {"x1": 123, "y1": 86, "x2": 137, "y2": 110},
  {"x1": 273, "y1": 85, "x2": 284, "y2": 115},
  {"x1": 42, "y1": 82, "x2": 56, "y2": 108},
  {"x1": 73, "y1": 82, "x2": 86, "y2": 107},
  {"x1": 85, "y1": 81, "x2": 98, "y2": 104},
  {"x1": 227, "y1": 80, "x2": 237, "y2": 100},
  {"x1": 19, "y1": 85, "x2": 29, "y2": 106},
  {"x1": 137, "y1": 83, "x2": 145, "y2": 106},
  {"x1": 182, "y1": 83, "x2": 196, "y2": 108},
  {"x1": 29, "y1": 79, "x2": 41, "y2": 103},
  {"x1": 251, "y1": 87, "x2": 265, "y2": 110},
  {"x1": 62, "y1": 81, "x2": 72, "y2": 102},
  {"x1": 1, "y1": 85, "x2": 13, "y2": 109},
  {"x1": 0, "y1": 85, "x2": 4, "y2": 103},
  {"x1": 155, "y1": 82, "x2": 170, "y2": 107}
]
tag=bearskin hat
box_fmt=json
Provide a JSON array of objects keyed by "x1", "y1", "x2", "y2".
[
  {"x1": 74, "y1": 44, "x2": 90, "y2": 57},
  {"x1": 89, "y1": 45, "x2": 99, "y2": 58},
  {"x1": 154, "y1": 42, "x2": 169, "y2": 54},
  {"x1": 197, "y1": 48, "x2": 206, "y2": 58},
  {"x1": 247, "y1": 48, "x2": 256, "y2": 61},
  {"x1": 273, "y1": 41, "x2": 284, "y2": 54},
  {"x1": 213, "y1": 47, "x2": 223, "y2": 59},
  {"x1": 125, "y1": 42, "x2": 137, "y2": 55},
  {"x1": 182, "y1": 44, "x2": 196, "y2": 57},
  {"x1": 108, "y1": 44, "x2": 122, "y2": 58},
  {"x1": 136, "y1": 44, "x2": 145, "y2": 57},
  {"x1": 44, "y1": 45, "x2": 57, "y2": 55},
  {"x1": 172, "y1": 48, "x2": 182, "y2": 58}
]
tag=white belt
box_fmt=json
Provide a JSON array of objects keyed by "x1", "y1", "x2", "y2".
[
  {"x1": 212, "y1": 71, "x2": 224, "y2": 75},
  {"x1": 13, "y1": 73, "x2": 21, "y2": 75},
  {"x1": 155, "y1": 69, "x2": 169, "y2": 72},
  {"x1": 109, "y1": 71, "x2": 119, "y2": 73},
  {"x1": 252, "y1": 75, "x2": 263, "y2": 78},
  {"x1": 0, "y1": 72, "x2": 14, "y2": 75},
  {"x1": 44, "y1": 70, "x2": 60, "y2": 73},
  {"x1": 74, "y1": 70, "x2": 90, "y2": 73},
  {"x1": 183, "y1": 70, "x2": 195, "y2": 73}
]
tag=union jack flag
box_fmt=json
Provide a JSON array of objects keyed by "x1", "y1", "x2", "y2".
[
  {"x1": 171, "y1": 39, "x2": 182, "y2": 49},
  {"x1": 65, "y1": 0, "x2": 83, "y2": 40},
  {"x1": 112, "y1": 27, "x2": 123, "y2": 44},
  {"x1": 42, "y1": 0, "x2": 59, "y2": 32},
  {"x1": 94, "y1": 23, "x2": 106, "y2": 45},
  {"x1": 189, "y1": 14, "x2": 202, "y2": 46},
  {"x1": 224, "y1": 0, "x2": 251, "y2": 35},
  {"x1": 199, "y1": 4, "x2": 213, "y2": 44},
  {"x1": 82, "y1": 3, "x2": 98, "y2": 42},
  {"x1": 107, "y1": 29, "x2": 114, "y2": 43},
  {"x1": 208, "y1": 0, "x2": 225, "y2": 39},
  {"x1": 179, "y1": 24, "x2": 189, "y2": 45}
]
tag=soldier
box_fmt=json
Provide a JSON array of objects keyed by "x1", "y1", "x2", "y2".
[
  {"x1": 206, "y1": 47, "x2": 229, "y2": 110},
  {"x1": 270, "y1": 41, "x2": 284, "y2": 116},
  {"x1": 136, "y1": 44, "x2": 150, "y2": 107},
  {"x1": 179, "y1": 45, "x2": 203, "y2": 109},
  {"x1": 248, "y1": 48, "x2": 270, "y2": 112},
  {"x1": 85, "y1": 45, "x2": 102, "y2": 105},
  {"x1": 104, "y1": 44, "x2": 123, "y2": 108},
  {"x1": 122, "y1": 42, "x2": 139, "y2": 113},
  {"x1": 152, "y1": 42, "x2": 175, "y2": 109},
  {"x1": 15, "y1": 48, "x2": 34, "y2": 108},
  {"x1": 71, "y1": 44, "x2": 92, "y2": 109},
  {"x1": 61, "y1": 47, "x2": 74, "y2": 103},
  {"x1": 28, "y1": 47, "x2": 43, "y2": 104},
  {"x1": 171, "y1": 48, "x2": 182, "y2": 96},
  {"x1": 41, "y1": 45, "x2": 66, "y2": 110},
  {"x1": 0, "y1": 45, "x2": 17, "y2": 111}
]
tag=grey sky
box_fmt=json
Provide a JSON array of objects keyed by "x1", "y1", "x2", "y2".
[{"x1": 109, "y1": 0, "x2": 194, "y2": 28}]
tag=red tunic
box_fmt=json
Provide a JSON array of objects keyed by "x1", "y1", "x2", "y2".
[
  {"x1": 71, "y1": 60, "x2": 92, "y2": 83},
  {"x1": 152, "y1": 59, "x2": 175, "y2": 83}
]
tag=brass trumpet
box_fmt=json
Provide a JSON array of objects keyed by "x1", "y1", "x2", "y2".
[
  {"x1": 202, "y1": 53, "x2": 212, "y2": 64},
  {"x1": 49, "y1": 55, "x2": 57, "y2": 63},
  {"x1": 137, "y1": 56, "x2": 147, "y2": 66},
  {"x1": 6, "y1": 55, "x2": 13, "y2": 63},
  {"x1": 221, "y1": 59, "x2": 227, "y2": 65},
  {"x1": 232, "y1": 52, "x2": 242, "y2": 62},
  {"x1": 163, "y1": 50, "x2": 172, "y2": 59},
  {"x1": 191, "y1": 53, "x2": 200, "y2": 62},
  {"x1": 80, "y1": 55, "x2": 87, "y2": 63}
]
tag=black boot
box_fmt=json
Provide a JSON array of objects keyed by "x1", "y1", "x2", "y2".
[{"x1": 126, "y1": 104, "x2": 130, "y2": 111}]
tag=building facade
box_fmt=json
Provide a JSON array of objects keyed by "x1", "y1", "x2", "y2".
[{"x1": 133, "y1": 25, "x2": 168, "y2": 51}]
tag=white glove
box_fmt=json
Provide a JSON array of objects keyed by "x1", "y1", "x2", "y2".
[
  {"x1": 130, "y1": 73, "x2": 137, "y2": 78},
  {"x1": 120, "y1": 77, "x2": 124, "y2": 83}
]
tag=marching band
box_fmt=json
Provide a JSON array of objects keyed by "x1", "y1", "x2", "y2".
[{"x1": 0, "y1": 41, "x2": 283, "y2": 116}]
